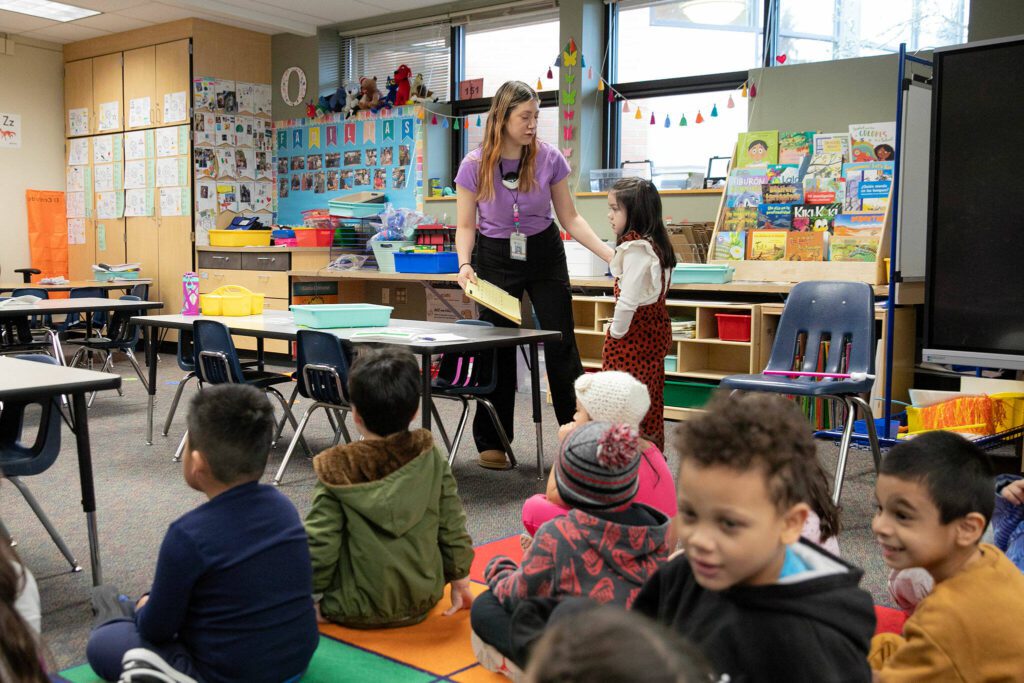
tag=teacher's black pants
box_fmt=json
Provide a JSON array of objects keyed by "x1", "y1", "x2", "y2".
[{"x1": 473, "y1": 223, "x2": 583, "y2": 453}]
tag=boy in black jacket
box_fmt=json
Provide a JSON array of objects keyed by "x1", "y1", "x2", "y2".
[{"x1": 633, "y1": 393, "x2": 875, "y2": 682}]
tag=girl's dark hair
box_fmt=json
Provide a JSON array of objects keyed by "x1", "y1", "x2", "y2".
[
  {"x1": 526, "y1": 604, "x2": 713, "y2": 683},
  {"x1": 610, "y1": 177, "x2": 677, "y2": 270},
  {"x1": 0, "y1": 539, "x2": 48, "y2": 682},
  {"x1": 674, "y1": 393, "x2": 840, "y2": 541}
]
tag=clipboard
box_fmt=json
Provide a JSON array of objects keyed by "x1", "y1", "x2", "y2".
[{"x1": 464, "y1": 278, "x2": 522, "y2": 325}]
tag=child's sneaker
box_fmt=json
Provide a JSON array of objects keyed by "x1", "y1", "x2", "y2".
[
  {"x1": 471, "y1": 630, "x2": 524, "y2": 682},
  {"x1": 119, "y1": 649, "x2": 197, "y2": 683}
]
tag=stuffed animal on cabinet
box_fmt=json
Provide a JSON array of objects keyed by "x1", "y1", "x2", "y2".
[
  {"x1": 393, "y1": 64, "x2": 412, "y2": 106},
  {"x1": 358, "y1": 76, "x2": 380, "y2": 110},
  {"x1": 409, "y1": 73, "x2": 437, "y2": 103}
]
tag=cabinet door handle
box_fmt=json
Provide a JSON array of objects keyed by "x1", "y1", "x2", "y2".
[
  {"x1": 256, "y1": 257, "x2": 275, "y2": 262},
  {"x1": 212, "y1": 255, "x2": 230, "y2": 260}
]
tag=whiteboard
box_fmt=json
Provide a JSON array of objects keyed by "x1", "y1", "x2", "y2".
[{"x1": 896, "y1": 82, "x2": 931, "y2": 282}]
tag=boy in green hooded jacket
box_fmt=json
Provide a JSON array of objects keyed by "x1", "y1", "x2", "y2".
[{"x1": 304, "y1": 346, "x2": 475, "y2": 628}]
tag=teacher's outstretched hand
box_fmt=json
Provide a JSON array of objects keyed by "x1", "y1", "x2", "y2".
[{"x1": 453, "y1": 80, "x2": 612, "y2": 471}]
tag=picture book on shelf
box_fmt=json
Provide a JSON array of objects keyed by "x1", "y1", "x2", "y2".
[
  {"x1": 762, "y1": 183, "x2": 803, "y2": 204},
  {"x1": 803, "y1": 176, "x2": 845, "y2": 205},
  {"x1": 792, "y1": 203, "x2": 842, "y2": 232},
  {"x1": 842, "y1": 161, "x2": 894, "y2": 213},
  {"x1": 830, "y1": 234, "x2": 879, "y2": 262},
  {"x1": 756, "y1": 204, "x2": 793, "y2": 231},
  {"x1": 812, "y1": 133, "x2": 850, "y2": 161},
  {"x1": 723, "y1": 206, "x2": 758, "y2": 232},
  {"x1": 714, "y1": 231, "x2": 747, "y2": 260},
  {"x1": 748, "y1": 230, "x2": 787, "y2": 261},
  {"x1": 766, "y1": 164, "x2": 801, "y2": 184},
  {"x1": 725, "y1": 168, "x2": 769, "y2": 207},
  {"x1": 735, "y1": 131, "x2": 779, "y2": 168},
  {"x1": 833, "y1": 213, "x2": 885, "y2": 237},
  {"x1": 786, "y1": 231, "x2": 828, "y2": 261},
  {"x1": 779, "y1": 131, "x2": 815, "y2": 165},
  {"x1": 848, "y1": 122, "x2": 896, "y2": 162}
]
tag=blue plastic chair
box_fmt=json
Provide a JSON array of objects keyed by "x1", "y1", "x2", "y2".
[
  {"x1": 272, "y1": 330, "x2": 354, "y2": 485},
  {"x1": 431, "y1": 319, "x2": 516, "y2": 468},
  {"x1": 161, "y1": 331, "x2": 199, "y2": 437},
  {"x1": 11, "y1": 287, "x2": 53, "y2": 329},
  {"x1": 0, "y1": 354, "x2": 80, "y2": 571},
  {"x1": 69, "y1": 295, "x2": 148, "y2": 405},
  {"x1": 719, "y1": 281, "x2": 881, "y2": 505},
  {"x1": 172, "y1": 320, "x2": 309, "y2": 462},
  {"x1": 57, "y1": 286, "x2": 108, "y2": 339}
]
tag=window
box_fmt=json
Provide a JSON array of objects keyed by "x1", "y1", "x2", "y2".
[
  {"x1": 340, "y1": 24, "x2": 451, "y2": 102},
  {"x1": 463, "y1": 14, "x2": 561, "y2": 98},
  {"x1": 618, "y1": 89, "x2": 748, "y2": 176},
  {"x1": 615, "y1": 0, "x2": 763, "y2": 82},
  {"x1": 464, "y1": 107, "x2": 561, "y2": 151},
  {"x1": 778, "y1": 0, "x2": 971, "y2": 65}
]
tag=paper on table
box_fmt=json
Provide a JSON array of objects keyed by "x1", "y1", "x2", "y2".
[
  {"x1": 69, "y1": 108, "x2": 88, "y2": 136},
  {"x1": 68, "y1": 137, "x2": 89, "y2": 165},
  {"x1": 129, "y1": 97, "x2": 151, "y2": 127},
  {"x1": 98, "y1": 101, "x2": 119, "y2": 131},
  {"x1": 464, "y1": 278, "x2": 522, "y2": 325}
]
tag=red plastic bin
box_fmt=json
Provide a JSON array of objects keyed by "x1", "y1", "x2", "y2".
[
  {"x1": 715, "y1": 313, "x2": 751, "y2": 342},
  {"x1": 294, "y1": 228, "x2": 334, "y2": 247}
]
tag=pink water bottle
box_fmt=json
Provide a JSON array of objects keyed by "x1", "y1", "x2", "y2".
[{"x1": 182, "y1": 272, "x2": 200, "y2": 316}]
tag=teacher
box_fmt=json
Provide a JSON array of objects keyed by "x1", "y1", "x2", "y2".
[{"x1": 455, "y1": 80, "x2": 614, "y2": 470}]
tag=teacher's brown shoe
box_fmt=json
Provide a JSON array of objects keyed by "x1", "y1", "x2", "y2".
[{"x1": 478, "y1": 449, "x2": 510, "y2": 470}]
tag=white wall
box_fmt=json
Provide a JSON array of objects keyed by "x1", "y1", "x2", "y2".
[{"x1": 0, "y1": 37, "x2": 65, "y2": 280}]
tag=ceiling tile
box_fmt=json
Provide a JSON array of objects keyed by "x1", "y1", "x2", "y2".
[
  {"x1": 115, "y1": 2, "x2": 195, "y2": 22},
  {"x1": 70, "y1": 0, "x2": 149, "y2": 12},
  {"x1": 0, "y1": 9, "x2": 57, "y2": 33},
  {"x1": 74, "y1": 12, "x2": 152, "y2": 32},
  {"x1": 22, "y1": 22, "x2": 110, "y2": 42}
]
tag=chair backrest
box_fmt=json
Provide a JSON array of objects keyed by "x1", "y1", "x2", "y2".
[
  {"x1": 193, "y1": 320, "x2": 244, "y2": 385},
  {"x1": 0, "y1": 355, "x2": 62, "y2": 476},
  {"x1": 766, "y1": 281, "x2": 876, "y2": 376},
  {"x1": 295, "y1": 329, "x2": 352, "y2": 405},
  {"x1": 11, "y1": 288, "x2": 51, "y2": 329},
  {"x1": 433, "y1": 319, "x2": 498, "y2": 393},
  {"x1": 129, "y1": 283, "x2": 149, "y2": 300},
  {"x1": 103, "y1": 295, "x2": 143, "y2": 347},
  {"x1": 66, "y1": 286, "x2": 109, "y2": 328},
  {"x1": 176, "y1": 330, "x2": 196, "y2": 372}
]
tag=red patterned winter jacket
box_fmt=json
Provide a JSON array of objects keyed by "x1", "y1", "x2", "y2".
[{"x1": 484, "y1": 505, "x2": 670, "y2": 611}]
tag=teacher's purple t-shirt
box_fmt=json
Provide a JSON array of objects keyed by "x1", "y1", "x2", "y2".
[{"x1": 454, "y1": 141, "x2": 571, "y2": 238}]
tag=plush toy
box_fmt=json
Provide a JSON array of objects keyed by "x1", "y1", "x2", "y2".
[
  {"x1": 358, "y1": 76, "x2": 380, "y2": 110},
  {"x1": 409, "y1": 73, "x2": 437, "y2": 103},
  {"x1": 377, "y1": 75, "x2": 398, "y2": 111},
  {"x1": 393, "y1": 64, "x2": 412, "y2": 106},
  {"x1": 306, "y1": 101, "x2": 317, "y2": 118},
  {"x1": 343, "y1": 88, "x2": 360, "y2": 118}
]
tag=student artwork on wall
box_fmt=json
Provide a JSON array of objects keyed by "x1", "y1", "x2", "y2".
[{"x1": 274, "y1": 105, "x2": 424, "y2": 225}]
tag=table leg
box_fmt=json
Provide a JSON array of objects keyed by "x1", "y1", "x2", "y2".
[
  {"x1": 71, "y1": 392, "x2": 103, "y2": 587},
  {"x1": 146, "y1": 325, "x2": 158, "y2": 445},
  {"x1": 421, "y1": 353, "x2": 432, "y2": 430},
  {"x1": 530, "y1": 342, "x2": 544, "y2": 479},
  {"x1": 257, "y1": 337, "x2": 265, "y2": 371}
]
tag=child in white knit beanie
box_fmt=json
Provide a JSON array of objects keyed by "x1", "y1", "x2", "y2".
[{"x1": 521, "y1": 371, "x2": 678, "y2": 543}]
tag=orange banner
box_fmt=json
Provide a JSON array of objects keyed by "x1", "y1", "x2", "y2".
[{"x1": 25, "y1": 190, "x2": 68, "y2": 289}]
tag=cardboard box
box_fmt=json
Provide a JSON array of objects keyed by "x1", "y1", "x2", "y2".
[{"x1": 425, "y1": 286, "x2": 477, "y2": 323}]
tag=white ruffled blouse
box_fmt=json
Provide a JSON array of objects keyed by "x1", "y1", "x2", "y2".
[{"x1": 608, "y1": 239, "x2": 671, "y2": 339}]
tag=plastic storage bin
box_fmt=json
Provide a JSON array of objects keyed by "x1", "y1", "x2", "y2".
[
  {"x1": 714, "y1": 313, "x2": 751, "y2": 342},
  {"x1": 294, "y1": 228, "x2": 335, "y2": 247},
  {"x1": 328, "y1": 191, "x2": 387, "y2": 218},
  {"x1": 664, "y1": 355, "x2": 677, "y2": 372},
  {"x1": 671, "y1": 263, "x2": 734, "y2": 284},
  {"x1": 370, "y1": 240, "x2": 415, "y2": 272},
  {"x1": 209, "y1": 230, "x2": 272, "y2": 247},
  {"x1": 394, "y1": 251, "x2": 459, "y2": 274},
  {"x1": 95, "y1": 270, "x2": 140, "y2": 281},
  {"x1": 664, "y1": 379, "x2": 716, "y2": 409},
  {"x1": 291, "y1": 303, "x2": 394, "y2": 329},
  {"x1": 200, "y1": 285, "x2": 264, "y2": 316}
]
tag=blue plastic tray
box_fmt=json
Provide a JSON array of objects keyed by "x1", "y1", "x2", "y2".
[
  {"x1": 290, "y1": 304, "x2": 394, "y2": 329},
  {"x1": 394, "y1": 251, "x2": 459, "y2": 274},
  {"x1": 671, "y1": 264, "x2": 734, "y2": 284}
]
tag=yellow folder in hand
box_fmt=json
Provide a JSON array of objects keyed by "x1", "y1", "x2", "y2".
[{"x1": 464, "y1": 278, "x2": 521, "y2": 325}]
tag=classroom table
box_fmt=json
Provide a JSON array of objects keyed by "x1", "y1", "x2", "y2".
[
  {"x1": 132, "y1": 313, "x2": 561, "y2": 475},
  {"x1": 0, "y1": 279, "x2": 152, "y2": 293},
  {"x1": 0, "y1": 356, "x2": 122, "y2": 586}
]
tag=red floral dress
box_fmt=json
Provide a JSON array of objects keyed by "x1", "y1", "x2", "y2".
[{"x1": 602, "y1": 231, "x2": 672, "y2": 450}]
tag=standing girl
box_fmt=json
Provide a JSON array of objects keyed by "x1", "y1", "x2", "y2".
[
  {"x1": 455, "y1": 80, "x2": 613, "y2": 469},
  {"x1": 602, "y1": 177, "x2": 676, "y2": 450}
]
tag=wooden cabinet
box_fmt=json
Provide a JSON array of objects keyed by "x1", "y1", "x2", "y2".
[
  {"x1": 64, "y1": 59, "x2": 93, "y2": 137},
  {"x1": 68, "y1": 218, "x2": 96, "y2": 280},
  {"x1": 123, "y1": 46, "x2": 156, "y2": 130},
  {"x1": 95, "y1": 219, "x2": 126, "y2": 266},
  {"x1": 155, "y1": 40, "x2": 190, "y2": 126},
  {"x1": 92, "y1": 52, "x2": 123, "y2": 133}
]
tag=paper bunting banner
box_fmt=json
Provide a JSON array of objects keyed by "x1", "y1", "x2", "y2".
[
  {"x1": 453, "y1": 117, "x2": 460, "y2": 130},
  {"x1": 750, "y1": 83, "x2": 757, "y2": 97},
  {"x1": 431, "y1": 114, "x2": 438, "y2": 125},
  {"x1": 277, "y1": 130, "x2": 287, "y2": 149},
  {"x1": 727, "y1": 95, "x2": 735, "y2": 109},
  {"x1": 569, "y1": 37, "x2": 577, "y2": 52},
  {"x1": 680, "y1": 114, "x2": 687, "y2": 126},
  {"x1": 554, "y1": 53, "x2": 562, "y2": 68},
  {"x1": 562, "y1": 90, "x2": 576, "y2": 106},
  {"x1": 441, "y1": 117, "x2": 449, "y2": 128},
  {"x1": 402, "y1": 118, "x2": 414, "y2": 139},
  {"x1": 622, "y1": 101, "x2": 629, "y2": 113},
  {"x1": 308, "y1": 126, "x2": 321, "y2": 149},
  {"x1": 563, "y1": 125, "x2": 574, "y2": 141},
  {"x1": 561, "y1": 147, "x2": 573, "y2": 158},
  {"x1": 711, "y1": 104, "x2": 719, "y2": 117},
  {"x1": 581, "y1": 54, "x2": 587, "y2": 68},
  {"x1": 475, "y1": 115, "x2": 482, "y2": 127},
  {"x1": 664, "y1": 114, "x2": 671, "y2": 128},
  {"x1": 344, "y1": 123, "x2": 356, "y2": 144},
  {"x1": 292, "y1": 129, "x2": 303, "y2": 148},
  {"x1": 537, "y1": 78, "x2": 543, "y2": 90},
  {"x1": 562, "y1": 50, "x2": 577, "y2": 67},
  {"x1": 564, "y1": 110, "x2": 575, "y2": 121},
  {"x1": 606, "y1": 88, "x2": 613, "y2": 102},
  {"x1": 634, "y1": 107, "x2": 642, "y2": 119},
  {"x1": 362, "y1": 120, "x2": 375, "y2": 142},
  {"x1": 547, "y1": 67, "x2": 553, "y2": 79},
  {"x1": 382, "y1": 119, "x2": 394, "y2": 140},
  {"x1": 695, "y1": 110, "x2": 704, "y2": 124},
  {"x1": 587, "y1": 66, "x2": 592, "y2": 80},
  {"x1": 741, "y1": 82, "x2": 748, "y2": 97},
  {"x1": 649, "y1": 112, "x2": 655, "y2": 125},
  {"x1": 326, "y1": 125, "x2": 337, "y2": 146},
  {"x1": 598, "y1": 79, "x2": 605, "y2": 92}
]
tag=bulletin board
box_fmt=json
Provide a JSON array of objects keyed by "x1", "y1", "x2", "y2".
[{"x1": 273, "y1": 105, "x2": 424, "y2": 226}]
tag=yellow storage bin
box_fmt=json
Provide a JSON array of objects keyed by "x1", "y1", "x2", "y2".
[
  {"x1": 905, "y1": 392, "x2": 1024, "y2": 437},
  {"x1": 208, "y1": 230, "x2": 272, "y2": 247},
  {"x1": 201, "y1": 286, "x2": 265, "y2": 316}
]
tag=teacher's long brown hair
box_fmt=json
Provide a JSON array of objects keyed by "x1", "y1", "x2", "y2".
[{"x1": 476, "y1": 80, "x2": 540, "y2": 202}]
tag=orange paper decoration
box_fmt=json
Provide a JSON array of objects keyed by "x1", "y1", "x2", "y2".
[{"x1": 695, "y1": 110, "x2": 704, "y2": 124}]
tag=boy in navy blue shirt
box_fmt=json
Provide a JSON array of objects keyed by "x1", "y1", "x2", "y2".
[{"x1": 87, "y1": 385, "x2": 318, "y2": 682}]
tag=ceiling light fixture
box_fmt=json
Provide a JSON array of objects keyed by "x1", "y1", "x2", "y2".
[{"x1": 0, "y1": 0, "x2": 99, "y2": 22}]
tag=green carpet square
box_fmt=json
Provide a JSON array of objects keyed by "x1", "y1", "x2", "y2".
[{"x1": 56, "y1": 664, "x2": 102, "y2": 683}]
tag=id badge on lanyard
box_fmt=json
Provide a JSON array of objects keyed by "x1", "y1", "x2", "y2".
[{"x1": 510, "y1": 202, "x2": 527, "y2": 261}]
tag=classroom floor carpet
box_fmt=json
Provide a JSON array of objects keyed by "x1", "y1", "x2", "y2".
[{"x1": 54, "y1": 537, "x2": 525, "y2": 683}]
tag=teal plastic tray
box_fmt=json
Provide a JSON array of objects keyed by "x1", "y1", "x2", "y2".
[
  {"x1": 671, "y1": 264, "x2": 734, "y2": 284},
  {"x1": 290, "y1": 304, "x2": 394, "y2": 329},
  {"x1": 95, "y1": 270, "x2": 140, "y2": 281}
]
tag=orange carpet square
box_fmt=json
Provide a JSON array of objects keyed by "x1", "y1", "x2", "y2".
[
  {"x1": 450, "y1": 664, "x2": 509, "y2": 682},
  {"x1": 469, "y1": 535, "x2": 524, "y2": 584}
]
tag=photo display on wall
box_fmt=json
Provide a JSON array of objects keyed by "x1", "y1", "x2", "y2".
[
  {"x1": 192, "y1": 77, "x2": 275, "y2": 245},
  {"x1": 273, "y1": 105, "x2": 424, "y2": 226}
]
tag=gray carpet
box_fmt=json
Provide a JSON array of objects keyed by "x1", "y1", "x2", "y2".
[{"x1": 1, "y1": 352, "x2": 891, "y2": 671}]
